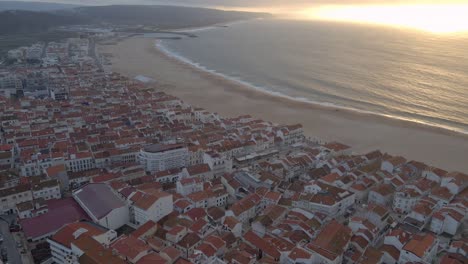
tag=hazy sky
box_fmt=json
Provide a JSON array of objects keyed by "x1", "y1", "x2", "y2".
[{"x1": 2, "y1": 0, "x2": 468, "y2": 7}]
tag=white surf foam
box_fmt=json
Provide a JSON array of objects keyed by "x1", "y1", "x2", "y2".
[{"x1": 154, "y1": 40, "x2": 468, "y2": 136}]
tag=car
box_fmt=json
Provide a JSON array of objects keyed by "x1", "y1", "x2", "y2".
[
  {"x1": 16, "y1": 242, "x2": 22, "y2": 249},
  {"x1": 9, "y1": 225, "x2": 21, "y2": 232}
]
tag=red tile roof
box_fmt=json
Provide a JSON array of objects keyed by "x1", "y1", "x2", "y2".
[
  {"x1": 136, "y1": 252, "x2": 167, "y2": 264},
  {"x1": 111, "y1": 235, "x2": 151, "y2": 260},
  {"x1": 243, "y1": 231, "x2": 280, "y2": 259},
  {"x1": 403, "y1": 234, "x2": 436, "y2": 258},
  {"x1": 131, "y1": 220, "x2": 157, "y2": 239},
  {"x1": 306, "y1": 220, "x2": 352, "y2": 261},
  {"x1": 50, "y1": 221, "x2": 106, "y2": 247}
]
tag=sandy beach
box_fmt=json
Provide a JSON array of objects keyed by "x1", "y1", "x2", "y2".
[{"x1": 99, "y1": 37, "x2": 468, "y2": 172}]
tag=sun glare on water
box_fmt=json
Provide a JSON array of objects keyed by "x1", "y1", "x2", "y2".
[{"x1": 302, "y1": 4, "x2": 468, "y2": 34}]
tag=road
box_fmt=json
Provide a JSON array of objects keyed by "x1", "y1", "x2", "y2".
[
  {"x1": 0, "y1": 215, "x2": 22, "y2": 264},
  {"x1": 88, "y1": 37, "x2": 103, "y2": 70}
]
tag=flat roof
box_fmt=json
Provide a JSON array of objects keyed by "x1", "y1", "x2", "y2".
[
  {"x1": 20, "y1": 197, "x2": 90, "y2": 240},
  {"x1": 143, "y1": 144, "x2": 185, "y2": 153}
]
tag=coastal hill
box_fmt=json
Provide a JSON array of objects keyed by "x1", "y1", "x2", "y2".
[
  {"x1": 0, "y1": 1, "x2": 80, "y2": 12},
  {"x1": 70, "y1": 5, "x2": 270, "y2": 29},
  {"x1": 0, "y1": 5, "x2": 271, "y2": 35},
  {"x1": 0, "y1": 10, "x2": 81, "y2": 35}
]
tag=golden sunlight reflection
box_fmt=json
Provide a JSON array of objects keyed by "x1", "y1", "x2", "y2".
[{"x1": 301, "y1": 4, "x2": 468, "y2": 34}]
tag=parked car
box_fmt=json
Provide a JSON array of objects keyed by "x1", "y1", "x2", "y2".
[{"x1": 9, "y1": 225, "x2": 21, "y2": 232}]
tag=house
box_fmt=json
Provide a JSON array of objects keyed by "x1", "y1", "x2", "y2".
[
  {"x1": 222, "y1": 216, "x2": 242, "y2": 237},
  {"x1": 32, "y1": 179, "x2": 61, "y2": 200},
  {"x1": 430, "y1": 186, "x2": 456, "y2": 207},
  {"x1": 306, "y1": 220, "x2": 352, "y2": 264},
  {"x1": 75, "y1": 235, "x2": 126, "y2": 264},
  {"x1": 447, "y1": 240, "x2": 468, "y2": 258},
  {"x1": 399, "y1": 234, "x2": 438, "y2": 264},
  {"x1": 204, "y1": 234, "x2": 227, "y2": 257},
  {"x1": 73, "y1": 183, "x2": 129, "y2": 230},
  {"x1": 381, "y1": 156, "x2": 406, "y2": 173},
  {"x1": 429, "y1": 206, "x2": 465, "y2": 236},
  {"x1": 66, "y1": 152, "x2": 95, "y2": 172},
  {"x1": 422, "y1": 166, "x2": 448, "y2": 183},
  {"x1": 111, "y1": 235, "x2": 152, "y2": 263},
  {"x1": 441, "y1": 172, "x2": 468, "y2": 195},
  {"x1": 166, "y1": 225, "x2": 188, "y2": 244},
  {"x1": 403, "y1": 197, "x2": 438, "y2": 231},
  {"x1": 251, "y1": 205, "x2": 287, "y2": 237},
  {"x1": 176, "y1": 177, "x2": 203, "y2": 196},
  {"x1": 185, "y1": 163, "x2": 214, "y2": 181},
  {"x1": 128, "y1": 189, "x2": 173, "y2": 226},
  {"x1": 383, "y1": 228, "x2": 411, "y2": 251},
  {"x1": 203, "y1": 151, "x2": 232, "y2": 178},
  {"x1": 243, "y1": 230, "x2": 281, "y2": 261},
  {"x1": 368, "y1": 184, "x2": 394, "y2": 206},
  {"x1": 365, "y1": 203, "x2": 391, "y2": 230},
  {"x1": 393, "y1": 188, "x2": 422, "y2": 214},
  {"x1": 174, "y1": 199, "x2": 193, "y2": 214},
  {"x1": 261, "y1": 191, "x2": 282, "y2": 208},
  {"x1": 45, "y1": 164, "x2": 69, "y2": 190},
  {"x1": 0, "y1": 184, "x2": 33, "y2": 214},
  {"x1": 16, "y1": 199, "x2": 48, "y2": 219},
  {"x1": 357, "y1": 247, "x2": 385, "y2": 264},
  {"x1": 176, "y1": 233, "x2": 202, "y2": 258},
  {"x1": 130, "y1": 220, "x2": 158, "y2": 240},
  {"x1": 295, "y1": 182, "x2": 355, "y2": 217},
  {"x1": 47, "y1": 221, "x2": 117, "y2": 264},
  {"x1": 0, "y1": 144, "x2": 14, "y2": 169},
  {"x1": 225, "y1": 193, "x2": 262, "y2": 224},
  {"x1": 322, "y1": 142, "x2": 352, "y2": 157},
  {"x1": 285, "y1": 247, "x2": 314, "y2": 264},
  {"x1": 154, "y1": 168, "x2": 185, "y2": 184}
]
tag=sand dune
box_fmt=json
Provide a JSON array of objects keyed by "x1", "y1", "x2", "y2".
[{"x1": 99, "y1": 37, "x2": 468, "y2": 172}]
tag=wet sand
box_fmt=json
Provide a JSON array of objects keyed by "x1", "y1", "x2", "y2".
[{"x1": 99, "y1": 37, "x2": 468, "y2": 172}]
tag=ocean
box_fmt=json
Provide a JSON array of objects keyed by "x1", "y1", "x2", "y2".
[{"x1": 154, "y1": 18, "x2": 468, "y2": 134}]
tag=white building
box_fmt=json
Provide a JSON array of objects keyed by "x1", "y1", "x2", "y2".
[
  {"x1": 399, "y1": 234, "x2": 438, "y2": 264},
  {"x1": 176, "y1": 178, "x2": 204, "y2": 196},
  {"x1": 297, "y1": 182, "x2": 355, "y2": 217},
  {"x1": 66, "y1": 152, "x2": 95, "y2": 172},
  {"x1": 138, "y1": 144, "x2": 188, "y2": 172},
  {"x1": 0, "y1": 144, "x2": 14, "y2": 169},
  {"x1": 32, "y1": 179, "x2": 61, "y2": 200},
  {"x1": 0, "y1": 74, "x2": 22, "y2": 98},
  {"x1": 429, "y1": 206, "x2": 465, "y2": 236},
  {"x1": 47, "y1": 221, "x2": 117, "y2": 264},
  {"x1": 128, "y1": 190, "x2": 173, "y2": 226},
  {"x1": 203, "y1": 152, "x2": 232, "y2": 178},
  {"x1": 393, "y1": 188, "x2": 422, "y2": 214},
  {"x1": 0, "y1": 184, "x2": 33, "y2": 214}
]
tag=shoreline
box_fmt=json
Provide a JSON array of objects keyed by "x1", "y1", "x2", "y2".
[
  {"x1": 154, "y1": 39, "x2": 468, "y2": 138},
  {"x1": 99, "y1": 37, "x2": 468, "y2": 172}
]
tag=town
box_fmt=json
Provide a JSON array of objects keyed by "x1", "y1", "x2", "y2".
[{"x1": 0, "y1": 36, "x2": 466, "y2": 264}]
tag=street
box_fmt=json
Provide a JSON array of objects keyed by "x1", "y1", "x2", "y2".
[{"x1": 0, "y1": 215, "x2": 22, "y2": 264}]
